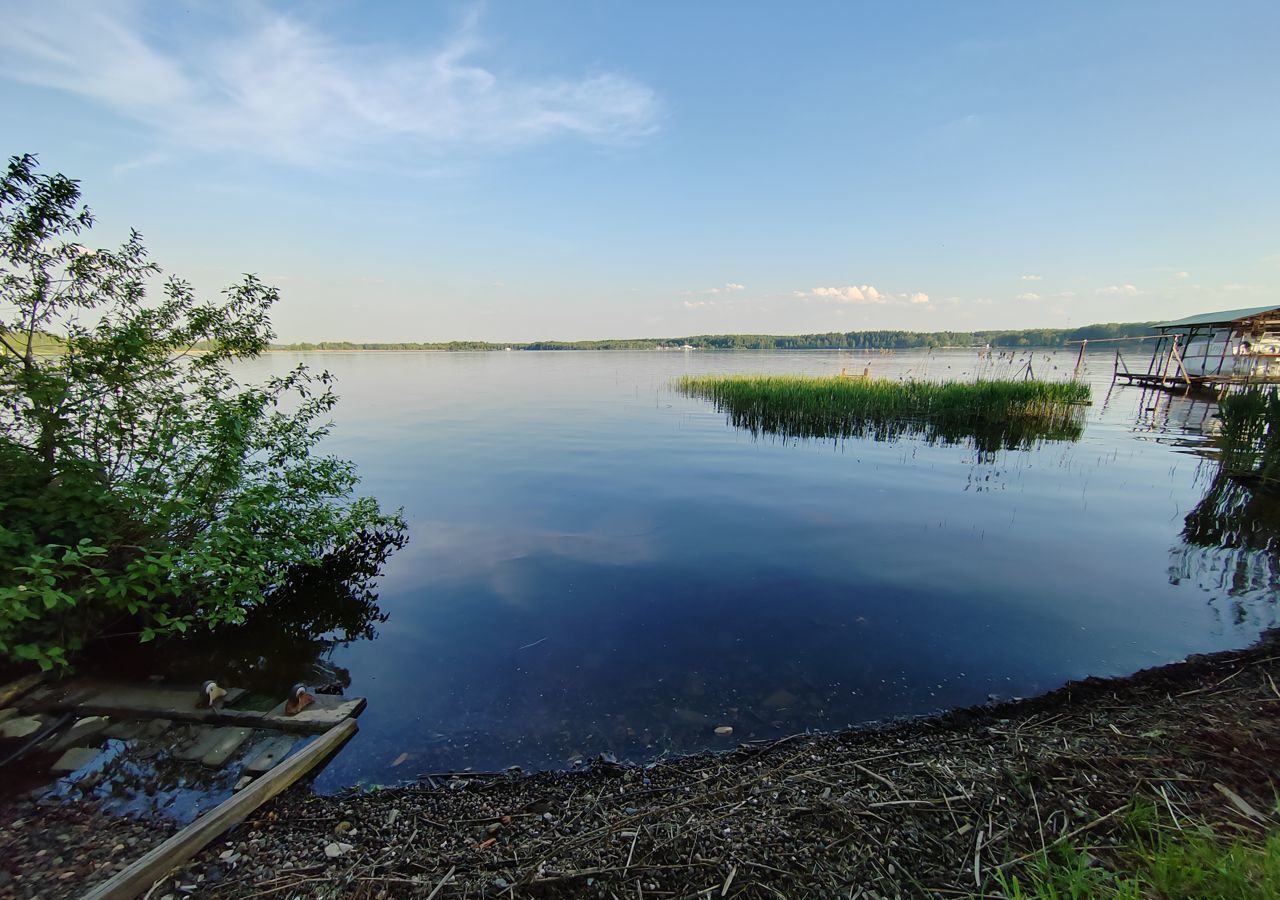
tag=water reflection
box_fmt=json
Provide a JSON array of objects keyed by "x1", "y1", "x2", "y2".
[
  {"x1": 207, "y1": 349, "x2": 1280, "y2": 791},
  {"x1": 687, "y1": 385, "x2": 1087, "y2": 458},
  {"x1": 715, "y1": 405, "x2": 1086, "y2": 457},
  {"x1": 1175, "y1": 470, "x2": 1280, "y2": 598},
  {"x1": 1172, "y1": 387, "x2": 1280, "y2": 618},
  {"x1": 83, "y1": 525, "x2": 406, "y2": 693}
]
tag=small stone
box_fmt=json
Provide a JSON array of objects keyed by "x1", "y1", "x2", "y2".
[
  {"x1": 52, "y1": 716, "x2": 111, "y2": 751},
  {"x1": 323, "y1": 842, "x2": 353, "y2": 858},
  {"x1": 334, "y1": 821, "x2": 352, "y2": 835},
  {"x1": 0, "y1": 716, "x2": 44, "y2": 739},
  {"x1": 493, "y1": 878, "x2": 510, "y2": 889},
  {"x1": 52, "y1": 746, "x2": 102, "y2": 773},
  {"x1": 714, "y1": 725, "x2": 733, "y2": 736}
]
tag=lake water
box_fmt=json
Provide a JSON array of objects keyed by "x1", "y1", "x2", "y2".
[{"x1": 228, "y1": 348, "x2": 1277, "y2": 791}]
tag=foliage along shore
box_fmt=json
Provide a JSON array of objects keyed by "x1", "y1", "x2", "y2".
[
  {"x1": 272, "y1": 321, "x2": 1156, "y2": 352},
  {"x1": 1, "y1": 153, "x2": 403, "y2": 673}
]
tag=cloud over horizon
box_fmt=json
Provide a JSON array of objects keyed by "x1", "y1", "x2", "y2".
[
  {"x1": 683, "y1": 282, "x2": 746, "y2": 296},
  {"x1": 795, "y1": 285, "x2": 930, "y2": 307},
  {"x1": 1097, "y1": 284, "x2": 1141, "y2": 296},
  {"x1": 0, "y1": 2, "x2": 661, "y2": 168}
]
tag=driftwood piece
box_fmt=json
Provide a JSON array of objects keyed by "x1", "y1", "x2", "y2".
[
  {"x1": 81, "y1": 718, "x2": 357, "y2": 900},
  {"x1": 0, "y1": 673, "x2": 46, "y2": 708}
]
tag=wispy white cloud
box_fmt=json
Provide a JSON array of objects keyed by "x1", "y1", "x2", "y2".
[
  {"x1": 794, "y1": 285, "x2": 931, "y2": 307},
  {"x1": 1221, "y1": 283, "x2": 1256, "y2": 292},
  {"x1": 681, "y1": 282, "x2": 745, "y2": 297},
  {"x1": 1175, "y1": 271, "x2": 1191, "y2": 279},
  {"x1": 0, "y1": 2, "x2": 660, "y2": 168},
  {"x1": 1017, "y1": 292, "x2": 1041, "y2": 301},
  {"x1": 1020, "y1": 274, "x2": 1042, "y2": 281},
  {"x1": 1097, "y1": 284, "x2": 1141, "y2": 297},
  {"x1": 796, "y1": 285, "x2": 884, "y2": 304}
]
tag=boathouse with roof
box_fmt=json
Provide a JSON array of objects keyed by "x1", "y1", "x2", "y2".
[{"x1": 1114, "y1": 304, "x2": 1280, "y2": 390}]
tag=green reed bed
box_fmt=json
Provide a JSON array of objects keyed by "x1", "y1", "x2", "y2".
[
  {"x1": 677, "y1": 374, "x2": 1092, "y2": 452},
  {"x1": 1218, "y1": 386, "x2": 1280, "y2": 486}
]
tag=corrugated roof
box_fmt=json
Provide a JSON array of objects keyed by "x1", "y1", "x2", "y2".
[{"x1": 1159, "y1": 304, "x2": 1280, "y2": 329}]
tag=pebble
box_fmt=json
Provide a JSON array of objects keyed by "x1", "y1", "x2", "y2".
[{"x1": 324, "y1": 842, "x2": 354, "y2": 858}]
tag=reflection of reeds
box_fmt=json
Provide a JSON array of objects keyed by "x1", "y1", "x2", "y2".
[
  {"x1": 1176, "y1": 388, "x2": 1280, "y2": 600},
  {"x1": 1218, "y1": 387, "x2": 1280, "y2": 485},
  {"x1": 677, "y1": 375, "x2": 1091, "y2": 453},
  {"x1": 1177, "y1": 470, "x2": 1280, "y2": 601}
]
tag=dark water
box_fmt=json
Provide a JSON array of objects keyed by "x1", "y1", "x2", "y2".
[{"x1": 224, "y1": 349, "x2": 1277, "y2": 791}]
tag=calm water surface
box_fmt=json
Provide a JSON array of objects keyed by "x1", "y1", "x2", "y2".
[{"x1": 229, "y1": 349, "x2": 1276, "y2": 791}]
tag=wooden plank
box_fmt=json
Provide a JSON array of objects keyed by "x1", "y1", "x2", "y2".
[
  {"x1": 199, "y1": 727, "x2": 252, "y2": 768},
  {"x1": 30, "y1": 681, "x2": 364, "y2": 735},
  {"x1": 82, "y1": 718, "x2": 358, "y2": 900},
  {"x1": 0, "y1": 673, "x2": 46, "y2": 708},
  {"x1": 265, "y1": 693, "x2": 366, "y2": 728},
  {"x1": 71, "y1": 683, "x2": 247, "y2": 716},
  {"x1": 172, "y1": 726, "x2": 223, "y2": 762},
  {"x1": 242, "y1": 735, "x2": 298, "y2": 774},
  {"x1": 48, "y1": 699, "x2": 355, "y2": 736}
]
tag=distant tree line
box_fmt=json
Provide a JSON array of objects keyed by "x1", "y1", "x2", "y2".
[{"x1": 274, "y1": 322, "x2": 1157, "y2": 352}]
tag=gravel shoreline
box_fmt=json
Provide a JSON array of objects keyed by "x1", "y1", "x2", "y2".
[{"x1": 6, "y1": 633, "x2": 1279, "y2": 898}]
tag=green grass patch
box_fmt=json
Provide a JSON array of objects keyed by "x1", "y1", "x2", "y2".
[
  {"x1": 676, "y1": 374, "x2": 1091, "y2": 453},
  {"x1": 999, "y1": 830, "x2": 1280, "y2": 900},
  {"x1": 996, "y1": 801, "x2": 1280, "y2": 900},
  {"x1": 0, "y1": 329, "x2": 64, "y2": 357}
]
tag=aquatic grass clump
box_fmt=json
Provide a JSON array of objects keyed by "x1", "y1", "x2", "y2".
[
  {"x1": 1218, "y1": 386, "x2": 1280, "y2": 485},
  {"x1": 676, "y1": 374, "x2": 1091, "y2": 453}
]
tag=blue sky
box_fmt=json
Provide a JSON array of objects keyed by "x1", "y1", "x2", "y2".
[{"x1": 2, "y1": 1, "x2": 1277, "y2": 341}]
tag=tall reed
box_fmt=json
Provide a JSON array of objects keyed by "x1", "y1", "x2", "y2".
[
  {"x1": 1218, "y1": 387, "x2": 1280, "y2": 485},
  {"x1": 676, "y1": 374, "x2": 1091, "y2": 452}
]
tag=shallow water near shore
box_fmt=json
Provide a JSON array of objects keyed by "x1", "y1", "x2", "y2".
[{"x1": 219, "y1": 348, "x2": 1277, "y2": 792}]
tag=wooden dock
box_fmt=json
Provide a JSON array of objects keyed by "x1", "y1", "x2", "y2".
[{"x1": 0, "y1": 676, "x2": 365, "y2": 899}]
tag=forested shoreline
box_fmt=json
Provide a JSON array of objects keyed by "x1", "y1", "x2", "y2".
[{"x1": 274, "y1": 321, "x2": 1156, "y2": 352}]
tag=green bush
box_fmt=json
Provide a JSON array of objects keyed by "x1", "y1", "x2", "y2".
[{"x1": 0, "y1": 153, "x2": 404, "y2": 670}]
